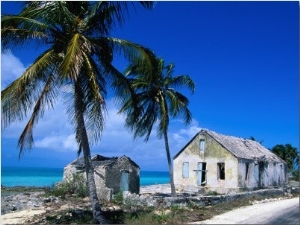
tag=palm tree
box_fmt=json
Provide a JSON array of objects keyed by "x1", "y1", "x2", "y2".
[
  {"x1": 271, "y1": 144, "x2": 299, "y2": 171},
  {"x1": 118, "y1": 57, "x2": 195, "y2": 197},
  {"x1": 1, "y1": 2, "x2": 155, "y2": 223}
]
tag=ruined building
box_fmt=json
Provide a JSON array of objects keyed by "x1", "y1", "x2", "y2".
[
  {"x1": 63, "y1": 154, "x2": 140, "y2": 201},
  {"x1": 173, "y1": 129, "x2": 287, "y2": 194}
]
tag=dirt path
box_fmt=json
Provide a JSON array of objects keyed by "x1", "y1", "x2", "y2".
[{"x1": 190, "y1": 197, "x2": 299, "y2": 224}]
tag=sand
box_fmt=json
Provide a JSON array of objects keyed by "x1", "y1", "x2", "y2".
[{"x1": 1, "y1": 209, "x2": 46, "y2": 225}]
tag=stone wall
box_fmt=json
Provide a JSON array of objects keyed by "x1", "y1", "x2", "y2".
[{"x1": 122, "y1": 188, "x2": 286, "y2": 208}]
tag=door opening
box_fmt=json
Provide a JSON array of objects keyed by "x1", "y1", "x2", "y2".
[{"x1": 197, "y1": 162, "x2": 207, "y2": 186}]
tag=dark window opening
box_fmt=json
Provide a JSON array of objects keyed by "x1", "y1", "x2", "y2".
[
  {"x1": 198, "y1": 162, "x2": 207, "y2": 186},
  {"x1": 245, "y1": 163, "x2": 249, "y2": 180},
  {"x1": 218, "y1": 163, "x2": 225, "y2": 180}
]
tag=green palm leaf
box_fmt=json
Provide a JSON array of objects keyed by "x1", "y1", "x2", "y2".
[
  {"x1": 1, "y1": 1, "x2": 156, "y2": 223},
  {"x1": 118, "y1": 55, "x2": 195, "y2": 197}
]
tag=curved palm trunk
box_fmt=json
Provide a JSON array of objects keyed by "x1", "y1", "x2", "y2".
[
  {"x1": 74, "y1": 83, "x2": 108, "y2": 224},
  {"x1": 163, "y1": 131, "x2": 176, "y2": 197}
]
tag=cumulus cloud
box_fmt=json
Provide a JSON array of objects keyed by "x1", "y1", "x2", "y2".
[
  {"x1": 1, "y1": 50, "x2": 26, "y2": 89},
  {"x1": 35, "y1": 134, "x2": 77, "y2": 151}
]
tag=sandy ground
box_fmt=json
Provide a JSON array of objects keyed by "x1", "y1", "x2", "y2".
[
  {"x1": 1, "y1": 209, "x2": 46, "y2": 225},
  {"x1": 190, "y1": 197, "x2": 299, "y2": 224}
]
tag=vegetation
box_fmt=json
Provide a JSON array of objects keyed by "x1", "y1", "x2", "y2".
[
  {"x1": 112, "y1": 192, "x2": 124, "y2": 205},
  {"x1": 271, "y1": 144, "x2": 299, "y2": 171},
  {"x1": 291, "y1": 170, "x2": 299, "y2": 181},
  {"x1": 118, "y1": 57, "x2": 195, "y2": 197},
  {"x1": 47, "y1": 174, "x2": 88, "y2": 198},
  {"x1": 25, "y1": 193, "x2": 295, "y2": 224},
  {"x1": 1, "y1": 1, "x2": 156, "y2": 223}
]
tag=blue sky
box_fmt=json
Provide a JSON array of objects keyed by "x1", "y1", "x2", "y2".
[{"x1": 1, "y1": 1, "x2": 299, "y2": 171}]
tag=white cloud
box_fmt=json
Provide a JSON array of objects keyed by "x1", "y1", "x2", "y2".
[
  {"x1": 1, "y1": 50, "x2": 26, "y2": 89},
  {"x1": 35, "y1": 134, "x2": 77, "y2": 151},
  {"x1": 178, "y1": 119, "x2": 202, "y2": 137},
  {"x1": 1, "y1": 52, "x2": 202, "y2": 170}
]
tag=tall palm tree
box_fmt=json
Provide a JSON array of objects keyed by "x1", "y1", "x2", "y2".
[
  {"x1": 118, "y1": 57, "x2": 195, "y2": 197},
  {"x1": 1, "y1": 1, "x2": 155, "y2": 223}
]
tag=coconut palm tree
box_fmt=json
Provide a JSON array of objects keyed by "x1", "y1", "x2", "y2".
[
  {"x1": 1, "y1": 1, "x2": 155, "y2": 223},
  {"x1": 118, "y1": 57, "x2": 195, "y2": 197}
]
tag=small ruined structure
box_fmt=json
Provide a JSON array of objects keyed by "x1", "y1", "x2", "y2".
[
  {"x1": 63, "y1": 154, "x2": 140, "y2": 201},
  {"x1": 173, "y1": 129, "x2": 287, "y2": 194}
]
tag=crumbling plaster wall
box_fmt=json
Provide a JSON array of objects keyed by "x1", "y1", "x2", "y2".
[
  {"x1": 174, "y1": 133, "x2": 239, "y2": 194},
  {"x1": 238, "y1": 159, "x2": 257, "y2": 189},
  {"x1": 238, "y1": 159, "x2": 287, "y2": 190},
  {"x1": 260, "y1": 162, "x2": 286, "y2": 187}
]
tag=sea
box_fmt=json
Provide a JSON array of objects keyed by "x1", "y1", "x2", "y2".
[{"x1": 1, "y1": 166, "x2": 170, "y2": 187}]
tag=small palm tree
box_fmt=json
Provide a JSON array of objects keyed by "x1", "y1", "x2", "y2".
[
  {"x1": 119, "y1": 57, "x2": 195, "y2": 197},
  {"x1": 1, "y1": 2, "x2": 155, "y2": 223}
]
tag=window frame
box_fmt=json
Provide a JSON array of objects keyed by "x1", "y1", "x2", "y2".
[{"x1": 200, "y1": 139, "x2": 206, "y2": 151}]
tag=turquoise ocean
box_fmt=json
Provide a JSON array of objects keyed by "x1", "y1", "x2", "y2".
[{"x1": 1, "y1": 167, "x2": 170, "y2": 187}]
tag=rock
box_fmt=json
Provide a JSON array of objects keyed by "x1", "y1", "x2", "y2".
[{"x1": 1, "y1": 191, "x2": 48, "y2": 214}]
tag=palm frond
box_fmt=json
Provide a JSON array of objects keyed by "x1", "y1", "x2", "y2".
[
  {"x1": 1, "y1": 49, "x2": 59, "y2": 128},
  {"x1": 119, "y1": 55, "x2": 195, "y2": 142},
  {"x1": 1, "y1": 15, "x2": 48, "y2": 48},
  {"x1": 18, "y1": 74, "x2": 58, "y2": 157},
  {"x1": 59, "y1": 33, "x2": 84, "y2": 80},
  {"x1": 168, "y1": 75, "x2": 195, "y2": 94},
  {"x1": 108, "y1": 37, "x2": 156, "y2": 74},
  {"x1": 82, "y1": 52, "x2": 107, "y2": 145}
]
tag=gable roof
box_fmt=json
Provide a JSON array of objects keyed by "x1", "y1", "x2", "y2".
[
  {"x1": 174, "y1": 129, "x2": 286, "y2": 163},
  {"x1": 70, "y1": 154, "x2": 139, "y2": 169}
]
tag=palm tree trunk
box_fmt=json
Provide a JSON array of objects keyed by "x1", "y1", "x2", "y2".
[
  {"x1": 74, "y1": 83, "x2": 108, "y2": 224},
  {"x1": 163, "y1": 131, "x2": 176, "y2": 197}
]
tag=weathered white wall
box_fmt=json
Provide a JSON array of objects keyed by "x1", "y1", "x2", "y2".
[
  {"x1": 237, "y1": 159, "x2": 258, "y2": 188},
  {"x1": 62, "y1": 164, "x2": 80, "y2": 181},
  {"x1": 237, "y1": 160, "x2": 287, "y2": 189},
  {"x1": 174, "y1": 133, "x2": 239, "y2": 194}
]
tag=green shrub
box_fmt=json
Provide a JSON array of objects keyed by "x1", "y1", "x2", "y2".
[
  {"x1": 291, "y1": 170, "x2": 299, "y2": 181},
  {"x1": 113, "y1": 192, "x2": 123, "y2": 204},
  {"x1": 47, "y1": 173, "x2": 88, "y2": 198}
]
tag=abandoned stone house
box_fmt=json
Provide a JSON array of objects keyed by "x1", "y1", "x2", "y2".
[
  {"x1": 63, "y1": 154, "x2": 140, "y2": 200},
  {"x1": 173, "y1": 129, "x2": 287, "y2": 194}
]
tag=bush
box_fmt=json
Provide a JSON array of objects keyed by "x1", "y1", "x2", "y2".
[
  {"x1": 48, "y1": 173, "x2": 88, "y2": 198},
  {"x1": 112, "y1": 192, "x2": 123, "y2": 204},
  {"x1": 291, "y1": 170, "x2": 299, "y2": 181}
]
